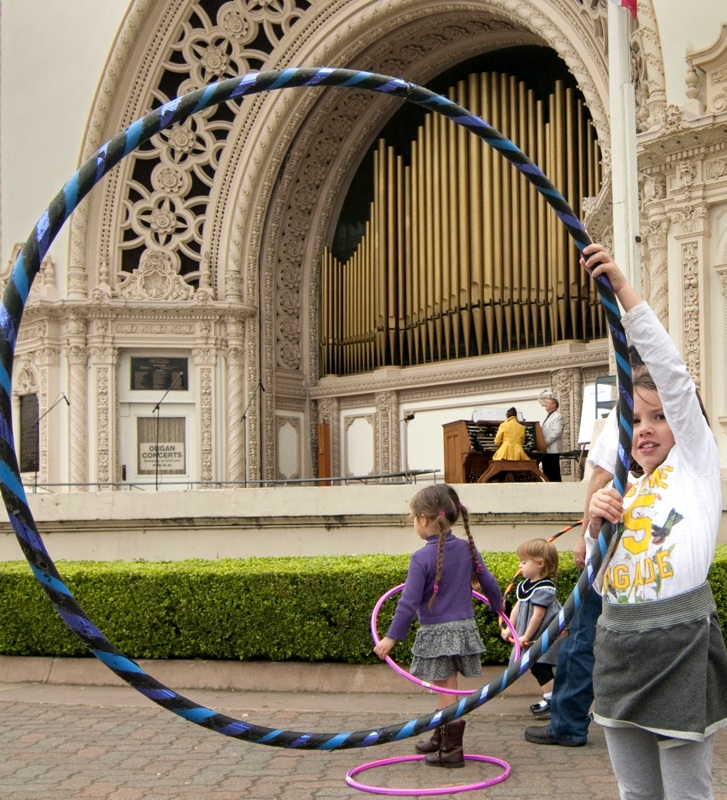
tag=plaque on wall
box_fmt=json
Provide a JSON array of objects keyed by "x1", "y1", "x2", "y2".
[
  {"x1": 19, "y1": 394, "x2": 39, "y2": 473},
  {"x1": 131, "y1": 357, "x2": 188, "y2": 391}
]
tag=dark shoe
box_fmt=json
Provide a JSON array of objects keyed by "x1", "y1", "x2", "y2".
[
  {"x1": 415, "y1": 726, "x2": 442, "y2": 754},
  {"x1": 524, "y1": 725, "x2": 586, "y2": 747},
  {"x1": 425, "y1": 720, "x2": 466, "y2": 768},
  {"x1": 529, "y1": 700, "x2": 551, "y2": 718}
]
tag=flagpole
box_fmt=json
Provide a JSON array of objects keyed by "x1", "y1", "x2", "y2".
[{"x1": 607, "y1": 0, "x2": 640, "y2": 292}]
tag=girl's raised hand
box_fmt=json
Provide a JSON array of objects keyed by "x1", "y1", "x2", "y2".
[
  {"x1": 580, "y1": 243, "x2": 642, "y2": 311},
  {"x1": 580, "y1": 244, "x2": 627, "y2": 292}
]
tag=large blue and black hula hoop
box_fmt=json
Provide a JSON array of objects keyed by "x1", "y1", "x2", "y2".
[{"x1": 0, "y1": 67, "x2": 633, "y2": 750}]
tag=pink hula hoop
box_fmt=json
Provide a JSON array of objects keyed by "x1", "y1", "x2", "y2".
[
  {"x1": 371, "y1": 584, "x2": 520, "y2": 695},
  {"x1": 345, "y1": 753, "x2": 511, "y2": 795}
]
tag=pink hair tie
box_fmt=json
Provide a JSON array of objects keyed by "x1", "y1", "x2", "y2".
[
  {"x1": 477, "y1": 563, "x2": 484, "y2": 573},
  {"x1": 433, "y1": 584, "x2": 440, "y2": 594},
  {"x1": 437, "y1": 510, "x2": 446, "y2": 517}
]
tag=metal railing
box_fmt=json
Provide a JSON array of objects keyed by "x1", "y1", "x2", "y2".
[{"x1": 23, "y1": 469, "x2": 440, "y2": 494}]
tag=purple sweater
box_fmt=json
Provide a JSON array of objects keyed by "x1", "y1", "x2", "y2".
[{"x1": 386, "y1": 532, "x2": 503, "y2": 641}]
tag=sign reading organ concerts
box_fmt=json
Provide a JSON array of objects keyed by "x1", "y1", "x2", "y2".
[
  {"x1": 139, "y1": 441, "x2": 186, "y2": 474},
  {"x1": 137, "y1": 416, "x2": 187, "y2": 476}
]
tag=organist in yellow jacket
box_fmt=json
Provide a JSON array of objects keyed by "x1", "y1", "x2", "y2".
[{"x1": 493, "y1": 407, "x2": 531, "y2": 461}]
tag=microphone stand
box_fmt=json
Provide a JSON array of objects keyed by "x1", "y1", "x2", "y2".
[
  {"x1": 153, "y1": 372, "x2": 183, "y2": 491},
  {"x1": 242, "y1": 381, "x2": 265, "y2": 488},
  {"x1": 32, "y1": 393, "x2": 70, "y2": 492},
  {"x1": 400, "y1": 412, "x2": 415, "y2": 475}
]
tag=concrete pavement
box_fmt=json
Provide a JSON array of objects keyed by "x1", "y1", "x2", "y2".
[{"x1": 1, "y1": 660, "x2": 726, "y2": 799}]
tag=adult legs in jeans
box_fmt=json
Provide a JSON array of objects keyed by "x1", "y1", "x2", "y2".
[{"x1": 543, "y1": 585, "x2": 601, "y2": 743}]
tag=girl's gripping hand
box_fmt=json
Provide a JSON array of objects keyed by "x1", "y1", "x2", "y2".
[
  {"x1": 374, "y1": 635, "x2": 396, "y2": 660},
  {"x1": 580, "y1": 244, "x2": 627, "y2": 291},
  {"x1": 580, "y1": 243, "x2": 642, "y2": 311},
  {"x1": 588, "y1": 486, "x2": 625, "y2": 537}
]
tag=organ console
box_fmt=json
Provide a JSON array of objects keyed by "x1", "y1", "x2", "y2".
[{"x1": 442, "y1": 419, "x2": 547, "y2": 484}]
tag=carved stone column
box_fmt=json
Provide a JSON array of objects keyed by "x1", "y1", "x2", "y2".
[
  {"x1": 551, "y1": 368, "x2": 577, "y2": 453},
  {"x1": 641, "y1": 172, "x2": 670, "y2": 322},
  {"x1": 715, "y1": 265, "x2": 727, "y2": 425},
  {"x1": 375, "y1": 390, "x2": 399, "y2": 476},
  {"x1": 224, "y1": 316, "x2": 245, "y2": 483},
  {"x1": 193, "y1": 320, "x2": 217, "y2": 485},
  {"x1": 669, "y1": 202, "x2": 710, "y2": 390},
  {"x1": 66, "y1": 313, "x2": 89, "y2": 489},
  {"x1": 87, "y1": 318, "x2": 117, "y2": 489}
]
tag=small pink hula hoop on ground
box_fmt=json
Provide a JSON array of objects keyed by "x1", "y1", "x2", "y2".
[
  {"x1": 371, "y1": 584, "x2": 520, "y2": 695},
  {"x1": 345, "y1": 753, "x2": 510, "y2": 796}
]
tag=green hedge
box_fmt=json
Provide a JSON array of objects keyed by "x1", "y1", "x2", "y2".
[{"x1": 2, "y1": 548, "x2": 727, "y2": 663}]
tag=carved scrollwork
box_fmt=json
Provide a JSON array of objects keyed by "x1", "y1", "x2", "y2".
[{"x1": 116, "y1": 249, "x2": 195, "y2": 301}]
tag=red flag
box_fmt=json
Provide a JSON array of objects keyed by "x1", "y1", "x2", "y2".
[{"x1": 610, "y1": 0, "x2": 637, "y2": 16}]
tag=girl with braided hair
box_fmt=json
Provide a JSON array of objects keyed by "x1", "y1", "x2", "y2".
[{"x1": 374, "y1": 484, "x2": 502, "y2": 768}]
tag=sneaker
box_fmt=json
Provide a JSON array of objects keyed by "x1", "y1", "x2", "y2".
[
  {"x1": 529, "y1": 700, "x2": 551, "y2": 717},
  {"x1": 524, "y1": 725, "x2": 586, "y2": 747}
]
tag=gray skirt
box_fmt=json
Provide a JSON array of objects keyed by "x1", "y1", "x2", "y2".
[
  {"x1": 593, "y1": 581, "x2": 727, "y2": 742},
  {"x1": 410, "y1": 618, "x2": 485, "y2": 682}
]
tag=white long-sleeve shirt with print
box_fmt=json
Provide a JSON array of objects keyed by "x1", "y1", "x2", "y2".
[{"x1": 586, "y1": 301, "x2": 721, "y2": 604}]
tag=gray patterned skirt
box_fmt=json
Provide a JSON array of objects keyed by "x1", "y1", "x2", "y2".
[{"x1": 410, "y1": 618, "x2": 485, "y2": 681}]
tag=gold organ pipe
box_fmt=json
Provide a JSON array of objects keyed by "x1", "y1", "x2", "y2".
[
  {"x1": 417, "y1": 122, "x2": 428, "y2": 363},
  {"x1": 379, "y1": 142, "x2": 388, "y2": 365},
  {"x1": 387, "y1": 144, "x2": 397, "y2": 364},
  {"x1": 438, "y1": 111, "x2": 452, "y2": 359},
  {"x1": 536, "y1": 99, "x2": 548, "y2": 343},
  {"x1": 424, "y1": 115, "x2": 436, "y2": 362},
  {"x1": 576, "y1": 95, "x2": 587, "y2": 340},
  {"x1": 411, "y1": 139, "x2": 421, "y2": 365},
  {"x1": 404, "y1": 162, "x2": 414, "y2": 365},
  {"x1": 322, "y1": 250, "x2": 329, "y2": 374},
  {"x1": 360, "y1": 226, "x2": 366, "y2": 372},
  {"x1": 504, "y1": 76, "x2": 522, "y2": 350},
  {"x1": 501, "y1": 74, "x2": 516, "y2": 351},
  {"x1": 566, "y1": 87, "x2": 579, "y2": 337},
  {"x1": 396, "y1": 153, "x2": 406, "y2": 365},
  {"x1": 545, "y1": 98, "x2": 557, "y2": 341},
  {"x1": 480, "y1": 73, "x2": 495, "y2": 355},
  {"x1": 523, "y1": 85, "x2": 537, "y2": 348},
  {"x1": 456, "y1": 80, "x2": 472, "y2": 357},
  {"x1": 554, "y1": 81, "x2": 568, "y2": 340},
  {"x1": 467, "y1": 73, "x2": 484, "y2": 357},
  {"x1": 491, "y1": 73, "x2": 504, "y2": 354},
  {"x1": 446, "y1": 86, "x2": 460, "y2": 359},
  {"x1": 433, "y1": 112, "x2": 444, "y2": 361}
]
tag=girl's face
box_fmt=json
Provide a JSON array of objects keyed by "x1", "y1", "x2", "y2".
[
  {"x1": 631, "y1": 387, "x2": 675, "y2": 473},
  {"x1": 519, "y1": 556, "x2": 545, "y2": 580}
]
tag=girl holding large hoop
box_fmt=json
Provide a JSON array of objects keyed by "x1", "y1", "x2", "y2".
[
  {"x1": 583, "y1": 243, "x2": 727, "y2": 800},
  {"x1": 373, "y1": 484, "x2": 502, "y2": 768}
]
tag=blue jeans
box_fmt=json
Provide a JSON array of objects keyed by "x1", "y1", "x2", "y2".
[{"x1": 547, "y1": 585, "x2": 601, "y2": 744}]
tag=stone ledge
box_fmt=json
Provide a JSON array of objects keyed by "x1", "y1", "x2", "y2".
[{"x1": 0, "y1": 655, "x2": 539, "y2": 696}]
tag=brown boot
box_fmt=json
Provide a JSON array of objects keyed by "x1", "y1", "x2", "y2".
[
  {"x1": 414, "y1": 725, "x2": 442, "y2": 754},
  {"x1": 424, "y1": 719, "x2": 466, "y2": 768}
]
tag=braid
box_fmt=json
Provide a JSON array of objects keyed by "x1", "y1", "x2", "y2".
[
  {"x1": 460, "y1": 503, "x2": 480, "y2": 575},
  {"x1": 428, "y1": 529, "x2": 447, "y2": 610}
]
